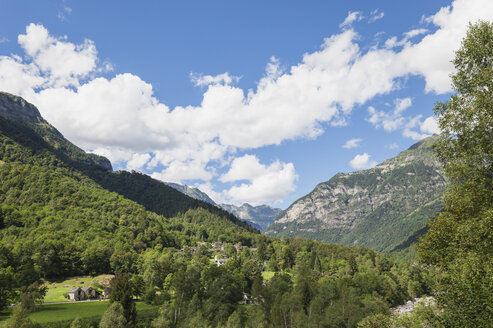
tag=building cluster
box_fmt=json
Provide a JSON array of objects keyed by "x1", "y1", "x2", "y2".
[{"x1": 180, "y1": 241, "x2": 258, "y2": 266}]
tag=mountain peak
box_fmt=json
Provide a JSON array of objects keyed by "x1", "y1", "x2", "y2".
[
  {"x1": 0, "y1": 92, "x2": 44, "y2": 123},
  {"x1": 265, "y1": 136, "x2": 447, "y2": 252},
  {"x1": 0, "y1": 92, "x2": 112, "y2": 170}
]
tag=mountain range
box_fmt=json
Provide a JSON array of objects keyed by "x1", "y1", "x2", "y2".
[
  {"x1": 163, "y1": 182, "x2": 282, "y2": 231},
  {"x1": 265, "y1": 136, "x2": 447, "y2": 252}
]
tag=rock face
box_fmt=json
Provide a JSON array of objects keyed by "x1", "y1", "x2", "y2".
[
  {"x1": 219, "y1": 203, "x2": 282, "y2": 232},
  {"x1": 265, "y1": 136, "x2": 447, "y2": 252}
]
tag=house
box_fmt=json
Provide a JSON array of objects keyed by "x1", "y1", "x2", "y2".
[
  {"x1": 68, "y1": 286, "x2": 97, "y2": 301},
  {"x1": 214, "y1": 255, "x2": 228, "y2": 266},
  {"x1": 81, "y1": 286, "x2": 96, "y2": 298},
  {"x1": 68, "y1": 287, "x2": 85, "y2": 301}
]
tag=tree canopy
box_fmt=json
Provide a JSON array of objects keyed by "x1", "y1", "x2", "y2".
[{"x1": 418, "y1": 20, "x2": 493, "y2": 327}]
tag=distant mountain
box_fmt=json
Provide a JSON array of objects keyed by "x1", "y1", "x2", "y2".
[
  {"x1": 265, "y1": 136, "x2": 447, "y2": 252},
  {"x1": 162, "y1": 182, "x2": 282, "y2": 231},
  {"x1": 219, "y1": 203, "x2": 283, "y2": 231},
  {"x1": 164, "y1": 182, "x2": 216, "y2": 205}
]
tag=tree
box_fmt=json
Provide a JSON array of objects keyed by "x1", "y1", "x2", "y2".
[
  {"x1": 99, "y1": 302, "x2": 127, "y2": 328},
  {"x1": 70, "y1": 317, "x2": 86, "y2": 328},
  {"x1": 110, "y1": 274, "x2": 136, "y2": 326},
  {"x1": 418, "y1": 20, "x2": 493, "y2": 327}
]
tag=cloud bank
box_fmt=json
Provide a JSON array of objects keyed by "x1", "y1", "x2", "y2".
[{"x1": 0, "y1": 0, "x2": 492, "y2": 204}]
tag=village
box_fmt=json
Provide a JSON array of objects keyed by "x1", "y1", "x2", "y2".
[{"x1": 58, "y1": 241, "x2": 263, "y2": 304}]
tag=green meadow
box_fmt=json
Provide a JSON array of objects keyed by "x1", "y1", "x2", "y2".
[{"x1": 0, "y1": 302, "x2": 159, "y2": 326}]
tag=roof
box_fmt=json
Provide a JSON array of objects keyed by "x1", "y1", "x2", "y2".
[
  {"x1": 81, "y1": 286, "x2": 93, "y2": 292},
  {"x1": 68, "y1": 287, "x2": 80, "y2": 293}
]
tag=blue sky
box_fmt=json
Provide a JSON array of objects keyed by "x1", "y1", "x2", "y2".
[{"x1": 1, "y1": 0, "x2": 492, "y2": 208}]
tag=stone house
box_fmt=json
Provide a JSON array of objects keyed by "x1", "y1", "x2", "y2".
[{"x1": 67, "y1": 286, "x2": 96, "y2": 301}]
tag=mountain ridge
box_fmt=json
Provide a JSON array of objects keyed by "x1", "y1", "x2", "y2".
[
  {"x1": 162, "y1": 181, "x2": 282, "y2": 231},
  {"x1": 0, "y1": 91, "x2": 255, "y2": 231},
  {"x1": 265, "y1": 136, "x2": 447, "y2": 252}
]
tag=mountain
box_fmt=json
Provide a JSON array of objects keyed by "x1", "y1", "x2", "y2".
[
  {"x1": 219, "y1": 203, "x2": 282, "y2": 231},
  {"x1": 164, "y1": 182, "x2": 216, "y2": 205},
  {"x1": 0, "y1": 91, "x2": 258, "y2": 278},
  {"x1": 265, "y1": 136, "x2": 447, "y2": 252},
  {"x1": 162, "y1": 181, "x2": 281, "y2": 231}
]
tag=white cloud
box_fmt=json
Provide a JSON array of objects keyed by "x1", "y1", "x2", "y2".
[
  {"x1": 0, "y1": 37, "x2": 8, "y2": 44},
  {"x1": 190, "y1": 72, "x2": 240, "y2": 87},
  {"x1": 1, "y1": 0, "x2": 493, "y2": 204},
  {"x1": 404, "y1": 28, "x2": 428, "y2": 39},
  {"x1": 420, "y1": 116, "x2": 440, "y2": 134},
  {"x1": 367, "y1": 97, "x2": 412, "y2": 132},
  {"x1": 126, "y1": 153, "x2": 151, "y2": 171},
  {"x1": 16, "y1": 23, "x2": 97, "y2": 88},
  {"x1": 369, "y1": 10, "x2": 385, "y2": 23},
  {"x1": 151, "y1": 160, "x2": 214, "y2": 184},
  {"x1": 367, "y1": 98, "x2": 437, "y2": 140},
  {"x1": 387, "y1": 143, "x2": 399, "y2": 149},
  {"x1": 219, "y1": 155, "x2": 298, "y2": 205},
  {"x1": 349, "y1": 153, "x2": 377, "y2": 169},
  {"x1": 342, "y1": 138, "x2": 362, "y2": 149},
  {"x1": 340, "y1": 11, "x2": 363, "y2": 28}
]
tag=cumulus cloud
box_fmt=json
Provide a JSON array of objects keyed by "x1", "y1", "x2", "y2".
[
  {"x1": 1, "y1": 0, "x2": 492, "y2": 204},
  {"x1": 349, "y1": 153, "x2": 377, "y2": 170},
  {"x1": 343, "y1": 138, "x2": 362, "y2": 149},
  {"x1": 420, "y1": 116, "x2": 440, "y2": 134},
  {"x1": 219, "y1": 155, "x2": 298, "y2": 205},
  {"x1": 367, "y1": 97, "x2": 412, "y2": 132},
  {"x1": 367, "y1": 98, "x2": 438, "y2": 140}
]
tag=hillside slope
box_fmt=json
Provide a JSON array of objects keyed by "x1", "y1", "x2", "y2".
[
  {"x1": 0, "y1": 92, "x2": 257, "y2": 277},
  {"x1": 265, "y1": 137, "x2": 447, "y2": 252}
]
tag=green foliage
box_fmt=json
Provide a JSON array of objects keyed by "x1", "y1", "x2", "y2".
[
  {"x1": 69, "y1": 317, "x2": 85, "y2": 328},
  {"x1": 99, "y1": 302, "x2": 127, "y2": 328},
  {"x1": 418, "y1": 20, "x2": 493, "y2": 327},
  {"x1": 110, "y1": 274, "x2": 136, "y2": 326}
]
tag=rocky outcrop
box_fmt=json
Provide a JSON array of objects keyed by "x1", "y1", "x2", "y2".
[{"x1": 265, "y1": 136, "x2": 447, "y2": 252}]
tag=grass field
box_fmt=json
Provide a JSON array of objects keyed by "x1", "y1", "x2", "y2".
[
  {"x1": 0, "y1": 301, "x2": 159, "y2": 326},
  {"x1": 261, "y1": 270, "x2": 292, "y2": 281},
  {"x1": 43, "y1": 275, "x2": 114, "y2": 303}
]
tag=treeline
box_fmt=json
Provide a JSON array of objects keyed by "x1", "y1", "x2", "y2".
[{"x1": 142, "y1": 238, "x2": 428, "y2": 328}]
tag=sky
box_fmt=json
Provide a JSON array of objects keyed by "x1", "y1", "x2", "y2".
[{"x1": 1, "y1": 0, "x2": 493, "y2": 209}]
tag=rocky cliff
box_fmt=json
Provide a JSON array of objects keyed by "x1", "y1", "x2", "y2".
[{"x1": 265, "y1": 136, "x2": 447, "y2": 252}]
